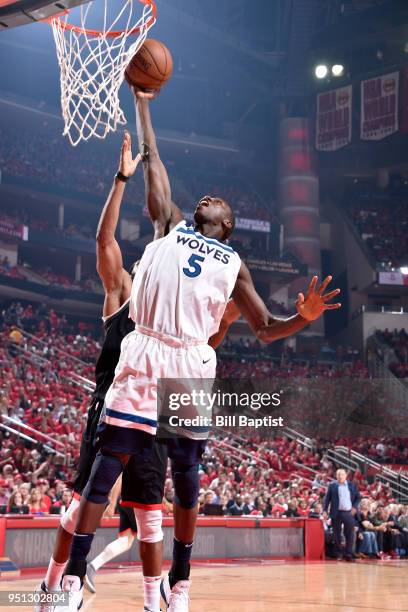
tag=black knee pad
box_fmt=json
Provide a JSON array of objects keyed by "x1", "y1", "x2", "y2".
[
  {"x1": 82, "y1": 452, "x2": 124, "y2": 504},
  {"x1": 171, "y1": 461, "x2": 199, "y2": 510}
]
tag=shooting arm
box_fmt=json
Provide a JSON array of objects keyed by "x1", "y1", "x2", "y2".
[{"x1": 135, "y1": 94, "x2": 183, "y2": 238}]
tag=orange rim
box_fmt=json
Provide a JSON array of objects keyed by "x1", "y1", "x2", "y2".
[{"x1": 48, "y1": 0, "x2": 157, "y2": 38}]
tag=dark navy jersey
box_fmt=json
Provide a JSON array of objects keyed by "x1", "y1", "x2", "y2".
[{"x1": 93, "y1": 299, "x2": 134, "y2": 400}]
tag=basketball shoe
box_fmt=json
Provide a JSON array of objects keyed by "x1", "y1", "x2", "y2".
[
  {"x1": 84, "y1": 563, "x2": 96, "y2": 593},
  {"x1": 54, "y1": 575, "x2": 83, "y2": 611},
  {"x1": 161, "y1": 576, "x2": 190, "y2": 611}
]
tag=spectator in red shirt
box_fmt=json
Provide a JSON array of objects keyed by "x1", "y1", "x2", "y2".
[
  {"x1": 271, "y1": 494, "x2": 287, "y2": 517},
  {"x1": 29, "y1": 488, "x2": 48, "y2": 515},
  {"x1": 37, "y1": 478, "x2": 52, "y2": 511},
  {"x1": 297, "y1": 500, "x2": 309, "y2": 517}
]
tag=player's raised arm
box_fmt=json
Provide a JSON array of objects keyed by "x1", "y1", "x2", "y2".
[
  {"x1": 134, "y1": 90, "x2": 183, "y2": 238},
  {"x1": 232, "y1": 263, "x2": 341, "y2": 344},
  {"x1": 96, "y1": 131, "x2": 141, "y2": 317}
]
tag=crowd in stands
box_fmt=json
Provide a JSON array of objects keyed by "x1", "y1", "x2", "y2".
[
  {"x1": 370, "y1": 328, "x2": 408, "y2": 379},
  {"x1": 216, "y1": 356, "x2": 369, "y2": 380},
  {"x1": 0, "y1": 128, "x2": 144, "y2": 207},
  {"x1": 0, "y1": 205, "x2": 100, "y2": 243},
  {"x1": 0, "y1": 126, "x2": 270, "y2": 223},
  {"x1": 334, "y1": 437, "x2": 408, "y2": 465},
  {"x1": 218, "y1": 331, "x2": 364, "y2": 372},
  {"x1": 0, "y1": 303, "x2": 102, "y2": 503},
  {"x1": 0, "y1": 300, "x2": 407, "y2": 560},
  {"x1": 0, "y1": 258, "x2": 103, "y2": 296},
  {"x1": 0, "y1": 210, "x2": 50, "y2": 233},
  {"x1": 346, "y1": 179, "x2": 408, "y2": 268},
  {"x1": 0, "y1": 217, "x2": 104, "y2": 294},
  {"x1": 34, "y1": 268, "x2": 103, "y2": 295},
  {"x1": 353, "y1": 499, "x2": 408, "y2": 559}
]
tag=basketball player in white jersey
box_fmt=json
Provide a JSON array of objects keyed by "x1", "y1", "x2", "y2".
[
  {"x1": 133, "y1": 89, "x2": 341, "y2": 612},
  {"x1": 57, "y1": 89, "x2": 341, "y2": 611}
]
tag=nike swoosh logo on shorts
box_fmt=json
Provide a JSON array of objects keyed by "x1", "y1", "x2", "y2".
[{"x1": 203, "y1": 358, "x2": 212, "y2": 364}]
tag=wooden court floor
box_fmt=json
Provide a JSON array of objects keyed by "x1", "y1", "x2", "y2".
[{"x1": 1, "y1": 561, "x2": 408, "y2": 612}]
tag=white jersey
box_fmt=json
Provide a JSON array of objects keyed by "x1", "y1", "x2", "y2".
[{"x1": 129, "y1": 220, "x2": 241, "y2": 343}]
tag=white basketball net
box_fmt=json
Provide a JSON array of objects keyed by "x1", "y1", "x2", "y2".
[{"x1": 51, "y1": 0, "x2": 156, "y2": 146}]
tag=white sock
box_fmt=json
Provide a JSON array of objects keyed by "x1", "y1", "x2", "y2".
[
  {"x1": 44, "y1": 557, "x2": 66, "y2": 591},
  {"x1": 143, "y1": 576, "x2": 161, "y2": 612},
  {"x1": 91, "y1": 533, "x2": 134, "y2": 571}
]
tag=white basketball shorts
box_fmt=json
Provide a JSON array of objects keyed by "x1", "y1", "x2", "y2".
[{"x1": 102, "y1": 325, "x2": 216, "y2": 441}]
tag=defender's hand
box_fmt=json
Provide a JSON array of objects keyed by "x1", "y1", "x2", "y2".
[
  {"x1": 119, "y1": 131, "x2": 141, "y2": 178},
  {"x1": 296, "y1": 275, "x2": 341, "y2": 322}
]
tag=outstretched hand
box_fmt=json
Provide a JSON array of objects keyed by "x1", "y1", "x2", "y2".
[
  {"x1": 119, "y1": 131, "x2": 141, "y2": 178},
  {"x1": 296, "y1": 275, "x2": 341, "y2": 322}
]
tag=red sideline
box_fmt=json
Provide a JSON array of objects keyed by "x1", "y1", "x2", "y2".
[{"x1": 0, "y1": 516, "x2": 324, "y2": 561}]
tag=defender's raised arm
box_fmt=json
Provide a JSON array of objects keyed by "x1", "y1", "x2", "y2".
[{"x1": 96, "y1": 131, "x2": 140, "y2": 317}]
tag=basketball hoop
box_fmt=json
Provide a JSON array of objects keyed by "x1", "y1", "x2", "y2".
[{"x1": 50, "y1": 0, "x2": 157, "y2": 146}]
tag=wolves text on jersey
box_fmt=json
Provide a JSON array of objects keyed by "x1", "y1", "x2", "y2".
[{"x1": 176, "y1": 233, "x2": 231, "y2": 265}]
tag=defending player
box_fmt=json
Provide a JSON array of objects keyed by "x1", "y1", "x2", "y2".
[
  {"x1": 39, "y1": 132, "x2": 239, "y2": 612},
  {"x1": 34, "y1": 133, "x2": 167, "y2": 612},
  {"x1": 57, "y1": 90, "x2": 341, "y2": 612}
]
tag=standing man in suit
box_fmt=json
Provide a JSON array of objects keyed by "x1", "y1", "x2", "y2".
[{"x1": 323, "y1": 468, "x2": 361, "y2": 561}]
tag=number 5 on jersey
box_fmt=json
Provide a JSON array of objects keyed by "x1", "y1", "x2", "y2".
[{"x1": 183, "y1": 254, "x2": 205, "y2": 278}]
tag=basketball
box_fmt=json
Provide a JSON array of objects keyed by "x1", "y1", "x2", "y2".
[{"x1": 125, "y1": 38, "x2": 173, "y2": 91}]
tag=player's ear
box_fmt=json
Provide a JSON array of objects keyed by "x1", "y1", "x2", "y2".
[{"x1": 222, "y1": 218, "x2": 233, "y2": 238}]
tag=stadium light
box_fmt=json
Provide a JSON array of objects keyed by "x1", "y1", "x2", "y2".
[
  {"x1": 332, "y1": 64, "x2": 344, "y2": 77},
  {"x1": 400, "y1": 266, "x2": 408, "y2": 275},
  {"x1": 315, "y1": 64, "x2": 328, "y2": 79}
]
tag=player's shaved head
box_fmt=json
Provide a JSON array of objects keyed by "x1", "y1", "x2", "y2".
[{"x1": 194, "y1": 195, "x2": 235, "y2": 241}]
